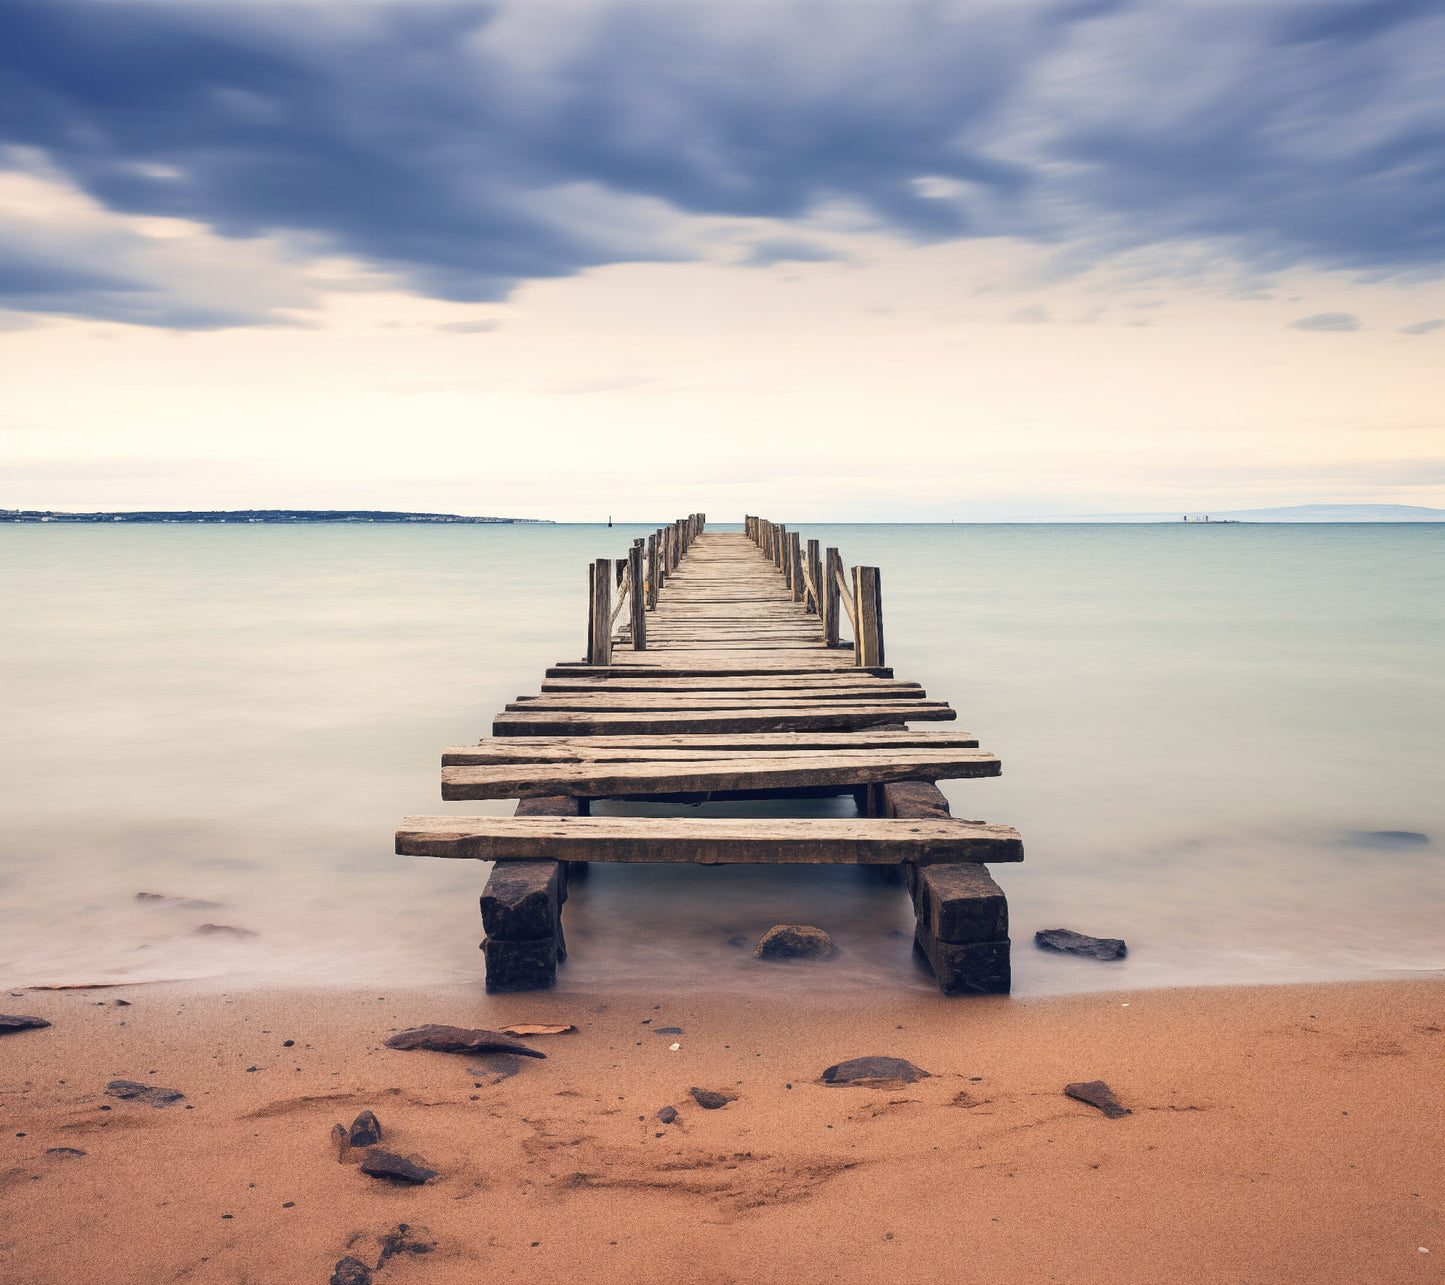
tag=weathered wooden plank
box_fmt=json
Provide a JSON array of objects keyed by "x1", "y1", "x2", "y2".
[
  {"x1": 506, "y1": 693, "x2": 944, "y2": 711},
  {"x1": 539, "y1": 676, "x2": 922, "y2": 693},
  {"x1": 546, "y1": 662, "x2": 892, "y2": 678},
  {"x1": 442, "y1": 751, "x2": 1000, "y2": 799},
  {"x1": 493, "y1": 706, "x2": 955, "y2": 736},
  {"x1": 854, "y1": 565, "x2": 884, "y2": 668},
  {"x1": 444, "y1": 730, "x2": 981, "y2": 761},
  {"x1": 399, "y1": 816, "x2": 1024, "y2": 864}
]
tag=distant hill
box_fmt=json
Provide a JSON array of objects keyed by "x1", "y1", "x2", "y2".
[
  {"x1": 1058, "y1": 504, "x2": 1445, "y2": 523},
  {"x1": 0, "y1": 509, "x2": 553, "y2": 524}
]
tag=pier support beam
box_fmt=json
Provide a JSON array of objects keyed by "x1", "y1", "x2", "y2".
[
  {"x1": 479, "y1": 795, "x2": 581, "y2": 992},
  {"x1": 882, "y1": 781, "x2": 1011, "y2": 996}
]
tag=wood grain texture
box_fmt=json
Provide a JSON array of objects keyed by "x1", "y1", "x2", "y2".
[
  {"x1": 441, "y1": 751, "x2": 999, "y2": 798},
  {"x1": 398, "y1": 816, "x2": 1024, "y2": 864}
]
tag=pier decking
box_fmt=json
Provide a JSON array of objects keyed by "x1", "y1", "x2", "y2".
[{"x1": 397, "y1": 516, "x2": 1020, "y2": 994}]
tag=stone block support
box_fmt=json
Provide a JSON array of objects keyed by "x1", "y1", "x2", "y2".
[
  {"x1": 881, "y1": 781, "x2": 1011, "y2": 995},
  {"x1": 479, "y1": 795, "x2": 579, "y2": 993}
]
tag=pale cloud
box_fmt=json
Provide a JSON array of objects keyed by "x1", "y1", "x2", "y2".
[
  {"x1": 1289, "y1": 312, "x2": 1361, "y2": 331},
  {"x1": 1400, "y1": 318, "x2": 1444, "y2": 335}
]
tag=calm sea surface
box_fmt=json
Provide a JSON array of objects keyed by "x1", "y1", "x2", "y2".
[{"x1": 3, "y1": 522, "x2": 1442, "y2": 997}]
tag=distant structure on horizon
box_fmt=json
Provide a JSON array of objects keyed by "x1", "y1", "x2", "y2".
[
  {"x1": 1178, "y1": 514, "x2": 1242, "y2": 523},
  {"x1": 1, "y1": 509, "x2": 553, "y2": 525}
]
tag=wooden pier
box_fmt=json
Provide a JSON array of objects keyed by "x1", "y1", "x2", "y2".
[{"x1": 397, "y1": 515, "x2": 1020, "y2": 994}]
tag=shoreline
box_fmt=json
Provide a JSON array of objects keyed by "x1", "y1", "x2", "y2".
[{"x1": 3, "y1": 976, "x2": 1439, "y2": 1284}]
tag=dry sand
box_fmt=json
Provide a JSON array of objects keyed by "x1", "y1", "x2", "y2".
[{"x1": 1, "y1": 978, "x2": 1440, "y2": 1285}]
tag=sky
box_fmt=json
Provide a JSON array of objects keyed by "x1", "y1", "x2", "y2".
[{"x1": 2, "y1": 0, "x2": 1442, "y2": 521}]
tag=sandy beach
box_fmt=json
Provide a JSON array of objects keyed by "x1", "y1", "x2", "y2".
[{"x1": 2, "y1": 977, "x2": 1439, "y2": 1285}]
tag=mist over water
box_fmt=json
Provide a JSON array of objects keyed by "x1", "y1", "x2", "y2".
[{"x1": 3, "y1": 522, "x2": 1442, "y2": 997}]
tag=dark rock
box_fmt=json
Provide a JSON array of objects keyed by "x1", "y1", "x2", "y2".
[
  {"x1": 755, "y1": 924, "x2": 834, "y2": 960},
  {"x1": 652, "y1": 1027, "x2": 684, "y2": 1035},
  {"x1": 0, "y1": 1014, "x2": 51, "y2": 1035},
  {"x1": 1035, "y1": 928, "x2": 1127, "y2": 961},
  {"x1": 688, "y1": 1087, "x2": 736, "y2": 1110},
  {"x1": 359, "y1": 1150, "x2": 438, "y2": 1185},
  {"x1": 193, "y1": 923, "x2": 258, "y2": 938},
  {"x1": 383, "y1": 1024, "x2": 545, "y2": 1058},
  {"x1": 1065, "y1": 1080, "x2": 1131, "y2": 1119},
  {"x1": 348, "y1": 1110, "x2": 382, "y2": 1148},
  {"x1": 726, "y1": 935, "x2": 748, "y2": 948},
  {"x1": 105, "y1": 1079, "x2": 185, "y2": 1106},
  {"x1": 1338, "y1": 830, "x2": 1430, "y2": 850},
  {"x1": 377, "y1": 1223, "x2": 437, "y2": 1265},
  {"x1": 46, "y1": 1147, "x2": 86, "y2": 1156},
  {"x1": 330, "y1": 1256, "x2": 372, "y2": 1285},
  {"x1": 819, "y1": 1056, "x2": 930, "y2": 1087},
  {"x1": 656, "y1": 1105, "x2": 678, "y2": 1124}
]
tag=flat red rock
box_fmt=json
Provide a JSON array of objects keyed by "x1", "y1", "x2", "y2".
[{"x1": 382, "y1": 1024, "x2": 546, "y2": 1058}]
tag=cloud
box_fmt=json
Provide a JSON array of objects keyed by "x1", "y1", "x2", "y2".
[
  {"x1": 1289, "y1": 312, "x2": 1361, "y2": 331},
  {"x1": 435, "y1": 319, "x2": 500, "y2": 333},
  {"x1": 1008, "y1": 305, "x2": 1051, "y2": 324},
  {"x1": 1400, "y1": 318, "x2": 1444, "y2": 334},
  {"x1": 741, "y1": 238, "x2": 842, "y2": 267},
  {"x1": 1, "y1": 0, "x2": 1443, "y2": 326}
]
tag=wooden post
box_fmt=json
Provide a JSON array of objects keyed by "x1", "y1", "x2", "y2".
[
  {"x1": 805, "y1": 538, "x2": 821, "y2": 614},
  {"x1": 774, "y1": 523, "x2": 786, "y2": 570},
  {"x1": 646, "y1": 532, "x2": 658, "y2": 608},
  {"x1": 789, "y1": 531, "x2": 803, "y2": 602},
  {"x1": 854, "y1": 565, "x2": 884, "y2": 667},
  {"x1": 589, "y1": 558, "x2": 613, "y2": 665},
  {"x1": 672, "y1": 520, "x2": 682, "y2": 567},
  {"x1": 823, "y1": 546, "x2": 842, "y2": 647},
  {"x1": 628, "y1": 542, "x2": 646, "y2": 650}
]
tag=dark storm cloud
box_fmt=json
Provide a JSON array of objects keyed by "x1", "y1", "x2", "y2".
[{"x1": 1, "y1": 0, "x2": 1442, "y2": 326}]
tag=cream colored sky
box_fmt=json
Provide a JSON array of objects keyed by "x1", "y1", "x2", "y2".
[{"x1": 3, "y1": 172, "x2": 1443, "y2": 521}]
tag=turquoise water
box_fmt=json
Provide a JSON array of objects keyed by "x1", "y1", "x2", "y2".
[{"x1": 2, "y1": 522, "x2": 1442, "y2": 996}]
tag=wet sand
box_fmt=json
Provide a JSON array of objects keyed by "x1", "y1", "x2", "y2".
[{"x1": 2, "y1": 978, "x2": 1440, "y2": 1285}]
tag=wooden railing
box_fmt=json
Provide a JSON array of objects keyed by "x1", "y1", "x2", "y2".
[
  {"x1": 743, "y1": 515, "x2": 884, "y2": 667},
  {"x1": 585, "y1": 513, "x2": 706, "y2": 663}
]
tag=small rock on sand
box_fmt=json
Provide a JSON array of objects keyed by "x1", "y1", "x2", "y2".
[
  {"x1": 653, "y1": 1027, "x2": 684, "y2": 1035},
  {"x1": 383, "y1": 1024, "x2": 545, "y2": 1058},
  {"x1": 359, "y1": 1150, "x2": 438, "y2": 1185},
  {"x1": 46, "y1": 1147, "x2": 86, "y2": 1157},
  {"x1": 755, "y1": 924, "x2": 834, "y2": 960},
  {"x1": 656, "y1": 1105, "x2": 679, "y2": 1124},
  {"x1": 0, "y1": 1014, "x2": 51, "y2": 1035},
  {"x1": 193, "y1": 923, "x2": 258, "y2": 938},
  {"x1": 105, "y1": 1079, "x2": 185, "y2": 1107},
  {"x1": 726, "y1": 935, "x2": 748, "y2": 948},
  {"x1": 1065, "y1": 1080, "x2": 1131, "y2": 1118},
  {"x1": 348, "y1": 1110, "x2": 383, "y2": 1148},
  {"x1": 329, "y1": 1256, "x2": 372, "y2": 1285},
  {"x1": 1035, "y1": 928, "x2": 1127, "y2": 961},
  {"x1": 688, "y1": 1087, "x2": 736, "y2": 1110},
  {"x1": 819, "y1": 1057, "x2": 930, "y2": 1087}
]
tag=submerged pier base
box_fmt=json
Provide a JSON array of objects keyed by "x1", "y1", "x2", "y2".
[
  {"x1": 478, "y1": 796, "x2": 578, "y2": 992},
  {"x1": 884, "y1": 782, "x2": 1012, "y2": 995}
]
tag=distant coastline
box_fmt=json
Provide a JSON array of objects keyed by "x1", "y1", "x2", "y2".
[{"x1": 0, "y1": 509, "x2": 553, "y2": 524}]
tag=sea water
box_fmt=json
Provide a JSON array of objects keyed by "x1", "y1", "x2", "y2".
[{"x1": 3, "y1": 522, "x2": 1442, "y2": 997}]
